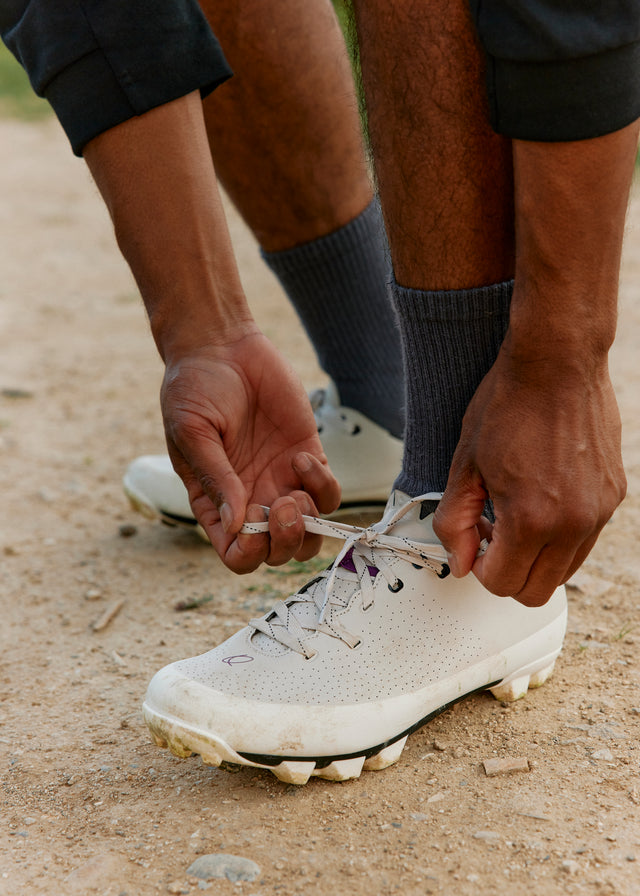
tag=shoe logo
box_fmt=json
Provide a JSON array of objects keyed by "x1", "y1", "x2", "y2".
[{"x1": 222, "y1": 654, "x2": 254, "y2": 666}]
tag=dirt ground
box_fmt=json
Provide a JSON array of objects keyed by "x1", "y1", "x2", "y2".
[{"x1": 1, "y1": 117, "x2": 639, "y2": 896}]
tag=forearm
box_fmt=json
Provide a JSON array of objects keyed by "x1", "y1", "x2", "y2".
[
  {"x1": 508, "y1": 121, "x2": 640, "y2": 371},
  {"x1": 83, "y1": 91, "x2": 256, "y2": 361}
]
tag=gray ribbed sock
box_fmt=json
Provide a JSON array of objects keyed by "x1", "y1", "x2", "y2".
[
  {"x1": 261, "y1": 197, "x2": 404, "y2": 438},
  {"x1": 392, "y1": 279, "x2": 513, "y2": 496}
]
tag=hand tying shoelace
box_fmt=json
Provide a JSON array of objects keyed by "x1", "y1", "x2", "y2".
[{"x1": 239, "y1": 493, "x2": 465, "y2": 659}]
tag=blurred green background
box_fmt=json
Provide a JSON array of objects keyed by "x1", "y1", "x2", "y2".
[{"x1": 0, "y1": 42, "x2": 50, "y2": 120}]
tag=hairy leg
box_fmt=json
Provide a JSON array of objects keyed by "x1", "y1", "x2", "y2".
[
  {"x1": 351, "y1": 0, "x2": 514, "y2": 287},
  {"x1": 199, "y1": 0, "x2": 372, "y2": 250}
]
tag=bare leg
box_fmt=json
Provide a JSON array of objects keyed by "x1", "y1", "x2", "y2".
[
  {"x1": 197, "y1": 0, "x2": 405, "y2": 438},
  {"x1": 200, "y1": 0, "x2": 372, "y2": 250},
  {"x1": 352, "y1": 0, "x2": 514, "y2": 287},
  {"x1": 352, "y1": 0, "x2": 636, "y2": 606}
]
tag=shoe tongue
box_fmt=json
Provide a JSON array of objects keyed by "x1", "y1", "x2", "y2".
[
  {"x1": 419, "y1": 499, "x2": 439, "y2": 519},
  {"x1": 338, "y1": 546, "x2": 378, "y2": 577},
  {"x1": 376, "y1": 489, "x2": 442, "y2": 543}
]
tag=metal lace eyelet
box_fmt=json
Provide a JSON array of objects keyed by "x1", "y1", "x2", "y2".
[{"x1": 388, "y1": 578, "x2": 404, "y2": 593}]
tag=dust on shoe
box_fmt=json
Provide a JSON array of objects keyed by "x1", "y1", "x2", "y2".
[{"x1": 142, "y1": 491, "x2": 567, "y2": 785}]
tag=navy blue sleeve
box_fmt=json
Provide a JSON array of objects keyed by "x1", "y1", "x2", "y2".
[
  {"x1": 469, "y1": 0, "x2": 640, "y2": 140},
  {"x1": 0, "y1": 0, "x2": 232, "y2": 155}
]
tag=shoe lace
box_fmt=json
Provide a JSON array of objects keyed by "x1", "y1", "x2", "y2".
[{"x1": 239, "y1": 494, "x2": 450, "y2": 660}]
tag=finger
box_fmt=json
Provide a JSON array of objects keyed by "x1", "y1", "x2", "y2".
[
  {"x1": 433, "y1": 471, "x2": 489, "y2": 577},
  {"x1": 289, "y1": 490, "x2": 323, "y2": 562},
  {"x1": 167, "y1": 434, "x2": 247, "y2": 538},
  {"x1": 561, "y1": 533, "x2": 600, "y2": 585},
  {"x1": 265, "y1": 496, "x2": 308, "y2": 567},
  {"x1": 222, "y1": 503, "x2": 270, "y2": 574},
  {"x1": 293, "y1": 452, "x2": 341, "y2": 514},
  {"x1": 471, "y1": 516, "x2": 546, "y2": 597},
  {"x1": 506, "y1": 532, "x2": 599, "y2": 607}
]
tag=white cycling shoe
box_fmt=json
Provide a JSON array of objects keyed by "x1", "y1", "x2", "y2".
[
  {"x1": 143, "y1": 490, "x2": 567, "y2": 784},
  {"x1": 123, "y1": 383, "x2": 404, "y2": 537}
]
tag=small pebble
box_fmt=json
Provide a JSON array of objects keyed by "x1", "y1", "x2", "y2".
[
  {"x1": 483, "y1": 757, "x2": 530, "y2": 777},
  {"x1": 473, "y1": 831, "x2": 501, "y2": 843},
  {"x1": 562, "y1": 860, "x2": 579, "y2": 874},
  {"x1": 591, "y1": 748, "x2": 614, "y2": 761},
  {"x1": 85, "y1": 588, "x2": 102, "y2": 600},
  {"x1": 118, "y1": 523, "x2": 137, "y2": 538},
  {"x1": 186, "y1": 854, "x2": 260, "y2": 883},
  {"x1": 433, "y1": 739, "x2": 447, "y2": 752},
  {"x1": 1, "y1": 387, "x2": 33, "y2": 399}
]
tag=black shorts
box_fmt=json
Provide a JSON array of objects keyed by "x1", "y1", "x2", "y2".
[{"x1": 0, "y1": 0, "x2": 232, "y2": 155}]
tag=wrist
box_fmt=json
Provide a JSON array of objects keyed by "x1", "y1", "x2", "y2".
[
  {"x1": 150, "y1": 298, "x2": 259, "y2": 364},
  {"x1": 507, "y1": 279, "x2": 617, "y2": 369},
  {"x1": 499, "y1": 319, "x2": 611, "y2": 389}
]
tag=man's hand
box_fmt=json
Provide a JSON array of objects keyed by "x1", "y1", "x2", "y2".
[
  {"x1": 434, "y1": 123, "x2": 638, "y2": 606},
  {"x1": 161, "y1": 331, "x2": 340, "y2": 572},
  {"x1": 434, "y1": 339, "x2": 626, "y2": 606},
  {"x1": 84, "y1": 93, "x2": 340, "y2": 572}
]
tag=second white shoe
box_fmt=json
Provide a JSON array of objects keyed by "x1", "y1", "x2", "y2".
[
  {"x1": 123, "y1": 382, "x2": 404, "y2": 537},
  {"x1": 143, "y1": 491, "x2": 567, "y2": 784}
]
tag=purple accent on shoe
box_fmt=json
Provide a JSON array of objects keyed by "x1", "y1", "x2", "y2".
[{"x1": 339, "y1": 547, "x2": 378, "y2": 578}]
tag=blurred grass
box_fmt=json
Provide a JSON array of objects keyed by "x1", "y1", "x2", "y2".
[{"x1": 0, "y1": 42, "x2": 51, "y2": 120}]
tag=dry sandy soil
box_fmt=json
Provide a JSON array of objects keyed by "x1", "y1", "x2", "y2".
[{"x1": 1, "y1": 117, "x2": 639, "y2": 896}]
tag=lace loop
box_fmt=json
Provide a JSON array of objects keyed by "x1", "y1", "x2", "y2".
[{"x1": 243, "y1": 494, "x2": 451, "y2": 658}]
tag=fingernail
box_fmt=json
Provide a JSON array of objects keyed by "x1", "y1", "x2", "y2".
[
  {"x1": 275, "y1": 504, "x2": 298, "y2": 528},
  {"x1": 220, "y1": 503, "x2": 233, "y2": 533},
  {"x1": 446, "y1": 552, "x2": 461, "y2": 577},
  {"x1": 293, "y1": 452, "x2": 312, "y2": 473}
]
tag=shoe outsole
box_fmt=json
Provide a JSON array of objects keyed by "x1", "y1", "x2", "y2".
[{"x1": 142, "y1": 659, "x2": 556, "y2": 785}]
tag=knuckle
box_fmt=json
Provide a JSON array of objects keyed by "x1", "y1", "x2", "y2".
[
  {"x1": 432, "y1": 506, "x2": 455, "y2": 543},
  {"x1": 514, "y1": 588, "x2": 553, "y2": 608}
]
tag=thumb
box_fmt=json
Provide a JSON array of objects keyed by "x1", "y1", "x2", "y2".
[{"x1": 433, "y1": 470, "x2": 488, "y2": 577}]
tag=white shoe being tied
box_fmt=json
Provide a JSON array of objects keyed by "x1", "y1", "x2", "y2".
[
  {"x1": 143, "y1": 491, "x2": 567, "y2": 785},
  {"x1": 122, "y1": 382, "x2": 404, "y2": 538}
]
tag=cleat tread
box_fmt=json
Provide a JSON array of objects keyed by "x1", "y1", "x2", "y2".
[
  {"x1": 272, "y1": 761, "x2": 315, "y2": 786},
  {"x1": 529, "y1": 660, "x2": 555, "y2": 689},
  {"x1": 363, "y1": 736, "x2": 407, "y2": 771},
  {"x1": 490, "y1": 674, "x2": 530, "y2": 702},
  {"x1": 314, "y1": 756, "x2": 365, "y2": 781}
]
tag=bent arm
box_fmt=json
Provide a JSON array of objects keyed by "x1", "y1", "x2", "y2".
[
  {"x1": 435, "y1": 120, "x2": 639, "y2": 605},
  {"x1": 84, "y1": 91, "x2": 257, "y2": 357},
  {"x1": 83, "y1": 93, "x2": 340, "y2": 570}
]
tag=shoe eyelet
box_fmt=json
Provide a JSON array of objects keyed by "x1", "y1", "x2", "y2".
[{"x1": 388, "y1": 578, "x2": 404, "y2": 593}]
